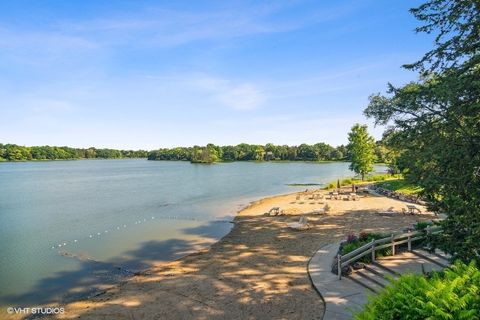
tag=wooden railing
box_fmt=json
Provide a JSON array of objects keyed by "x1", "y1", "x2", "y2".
[{"x1": 337, "y1": 226, "x2": 441, "y2": 280}]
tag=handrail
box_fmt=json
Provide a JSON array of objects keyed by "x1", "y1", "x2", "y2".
[
  {"x1": 337, "y1": 226, "x2": 441, "y2": 279},
  {"x1": 340, "y1": 241, "x2": 375, "y2": 261}
]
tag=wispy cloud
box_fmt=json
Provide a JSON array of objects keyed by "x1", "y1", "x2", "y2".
[
  {"x1": 0, "y1": 1, "x2": 363, "y2": 55},
  {"x1": 191, "y1": 75, "x2": 266, "y2": 110}
]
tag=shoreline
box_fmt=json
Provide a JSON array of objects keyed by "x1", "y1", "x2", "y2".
[
  {"x1": 4, "y1": 186, "x2": 433, "y2": 319},
  {"x1": 57, "y1": 187, "x2": 434, "y2": 319}
]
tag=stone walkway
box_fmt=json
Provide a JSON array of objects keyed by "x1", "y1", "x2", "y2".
[
  {"x1": 308, "y1": 242, "x2": 451, "y2": 320},
  {"x1": 307, "y1": 243, "x2": 368, "y2": 319}
]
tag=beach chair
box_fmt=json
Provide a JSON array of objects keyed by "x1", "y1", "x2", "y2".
[
  {"x1": 288, "y1": 216, "x2": 309, "y2": 230},
  {"x1": 406, "y1": 205, "x2": 421, "y2": 215},
  {"x1": 312, "y1": 208, "x2": 325, "y2": 215},
  {"x1": 378, "y1": 207, "x2": 395, "y2": 215},
  {"x1": 267, "y1": 207, "x2": 281, "y2": 216}
]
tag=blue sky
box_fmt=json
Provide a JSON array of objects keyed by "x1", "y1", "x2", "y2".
[{"x1": 0, "y1": 0, "x2": 431, "y2": 149}]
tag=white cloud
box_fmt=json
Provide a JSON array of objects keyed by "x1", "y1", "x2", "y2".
[
  {"x1": 190, "y1": 75, "x2": 266, "y2": 110},
  {"x1": 215, "y1": 83, "x2": 265, "y2": 110}
]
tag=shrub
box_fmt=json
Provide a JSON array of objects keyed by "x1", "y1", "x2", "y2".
[
  {"x1": 326, "y1": 182, "x2": 336, "y2": 189},
  {"x1": 342, "y1": 242, "x2": 360, "y2": 256},
  {"x1": 414, "y1": 221, "x2": 431, "y2": 231},
  {"x1": 340, "y1": 232, "x2": 390, "y2": 264},
  {"x1": 355, "y1": 260, "x2": 480, "y2": 320},
  {"x1": 359, "y1": 232, "x2": 371, "y2": 241},
  {"x1": 368, "y1": 174, "x2": 388, "y2": 181},
  {"x1": 346, "y1": 233, "x2": 358, "y2": 243}
]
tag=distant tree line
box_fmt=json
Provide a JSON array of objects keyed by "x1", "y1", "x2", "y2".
[
  {"x1": 0, "y1": 143, "x2": 148, "y2": 161},
  {"x1": 148, "y1": 142, "x2": 390, "y2": 163},
  {"x1": 148, "y1": 143, "x2": 348, "y2": 163},
  {"x1": 1, "y1": 141, "x2": 391, "y2": 164}
]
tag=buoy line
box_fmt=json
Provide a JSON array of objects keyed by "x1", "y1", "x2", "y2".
[{"x1": 50, "y1": 215, "x2": 232, "y2": 250}]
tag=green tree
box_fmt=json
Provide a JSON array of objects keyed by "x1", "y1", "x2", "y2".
[
  {"x1": 364, "y1": 0, "x2": 480, "y2": 262},
  {"x1": 314, "y1": 143, "x2": 334, "y2": 160},
  {"x1": 347, "y1": 124, "x2": 376, "y2": 180},
  {"x1": 191, "y1": 145, "x2": 218, "y2": 163},
  {"x1": 297, "y1": 144, "x2": 317, "y2": 160},
  {"x1": 276, "y1": 145, "x2": 289, "y2": 160},
  {"x1": 221, "y1": 145, "x2": 238, "y2": 161},
  {"x1": 329, "y1": 149, "x2": 343, "y2": 161},
  {"x1": 253, "y1": 146, "x2": 265, "y2": 161}
]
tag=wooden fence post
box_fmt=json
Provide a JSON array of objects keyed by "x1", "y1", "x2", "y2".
[
  {"x1": 391, "y1": 234, "x2": 395, "y2": 256},
  {"x1": 408, "y1": 235, "x2": 412, "y2": 252},
  {"x1": 371, "y1": 239, "x2": 376, "y2": 262},
  {"x1": 337, "y1": 253, "x2": 342, "y2": 280}
]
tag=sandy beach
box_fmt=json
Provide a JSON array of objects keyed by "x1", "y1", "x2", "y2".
[{"x1": 3, "y1": 187, "x2": 435, "y2": 320}]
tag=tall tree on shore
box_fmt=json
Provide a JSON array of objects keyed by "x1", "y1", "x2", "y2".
[
  {"x1": 364, "y1": 0, "x2": 480, "y2": 261},
  {"x1": 347, "y1": 124, "x2": 376, "y2": 181}
]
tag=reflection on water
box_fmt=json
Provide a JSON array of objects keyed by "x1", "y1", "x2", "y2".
[{"x1": 0, "y1": 159, "x2": 385, "y2": 306}]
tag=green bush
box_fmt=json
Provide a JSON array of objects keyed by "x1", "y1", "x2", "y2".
[
  {"x1": 369, "y1": 174, "x2": 388, "y2": 181},
  {"x1": 355, "y1": 261, "x2": 480, "y2": 320},
  {"x1": 341, "y1": 232, "x2": 390, "y2": 263},
  {"x1": 326, "y1": 182, "x2": 336, "y2": 189},
  {"x1": 414, "y1": 221, "x2": 432, "y2": 231}
]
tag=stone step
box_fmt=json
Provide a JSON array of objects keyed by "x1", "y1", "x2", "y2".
[
  {"x1": 434, "y1": 249, "x2": 452, "y2": 261},
  {"x1": 370, "y1": 261, "x2": 401, "y2": 278},
  {"x1": 376, "y1": 252, "x2": 444, "y2": 274},
  {"x1": 363, "y1": 264, "x2": 396, "y2": 285},
  {"x1": 346, "y1": 270, "x2": 385, "y2": 293},
  {"x1": 378, "y1": 252, "x2": 443, "y2": 274},
  {"x1": 356, "y1": 268, "x2": 389, "y2": 287},
  {"x1": 413, "y1": 249, "x2": 450, "y2": 268}
]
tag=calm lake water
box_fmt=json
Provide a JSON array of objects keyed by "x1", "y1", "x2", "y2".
[{"x1": 0, "y1": 159, "x2": 385, "y2": 307}]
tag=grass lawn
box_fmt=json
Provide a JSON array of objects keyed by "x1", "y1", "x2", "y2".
[{"x1": 375, "y1": 179, "x2": 423, "y2": 195}]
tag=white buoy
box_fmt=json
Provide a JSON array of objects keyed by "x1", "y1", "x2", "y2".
[
  {"x1": 105, "y1": 230, "x2": 108, "y2": 233},
  {"x1": 117, "y1": 226, "x2": 120, "y2": 230},
  {"x1": 97, "y1": 232, "x2": 101, "y2": 236},
  {"x1": 151, "y1": 217, "x2": 155, "y2": 219},
  {"x1": 74, "y1": 239, "x2": 78, "y2": 243},
  {"x1": 63, "y1": 242, "x2": 67, "y2": 246},
  {"x1": 51, "y1": 246, "x2": 55, "y2": 249},
  {"x1": 123, "y1": 225, "x2": 126, "y2": 228},
  {"x1": 89, "y1": 235, "x2": 93, "y2": 238},
  {"x1": 58, "y1": 244, "x2": 62, "y2": 248}
]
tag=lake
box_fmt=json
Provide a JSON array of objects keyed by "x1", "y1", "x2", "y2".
[{"x1": 0, "y1": 159, "x2": 385, "y2": 307}]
